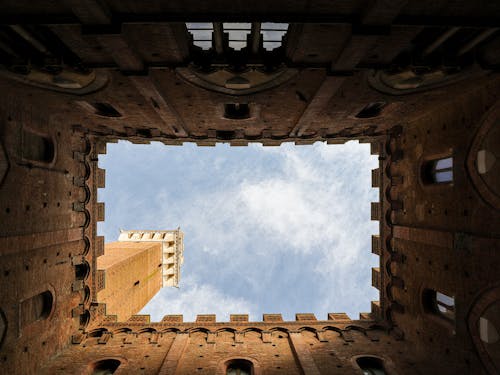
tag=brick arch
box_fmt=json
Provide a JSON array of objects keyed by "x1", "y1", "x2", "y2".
[
  {"x1": 466, "y1": 98, "x2": 500, "y2": 209},
  {"x1": 298, "y1": 326, "x2": 318, "y2": 334},
  {"x1": 345, "y1": 325, "x2": 367, "y2": 334},
  {"x1": 322, "y1": 325, "x2": 343, "y2": 334},
  {"x1": 112, "y1": 327, "x2": 132, "y2": 334},
  {"x1": 468, "y1": 283, "x2": 500, "y2": 374},
  {"x1": 216, "y1": 356, "x2": 262, "y2": 375},
  {"x1": 268, "y1": 327, "x2": 289, "y2": 333},
  {"x1": 160, "y1": 327, "x2": 181, "y2": 334},
  {"x1": 241, "y1": 327, "x2": 263, "y2": 334},
  {"x1": 215, "y1": 327, "x2": 237, "y2": 334},
  {"x1": 137, "y1": 327, "x2": 157, "y2": 334},
  {"x1": 85, "y1": 356, "x2": 128, "y2": 375},
  {"x1": 87, "y1": 328, "x2": 108, "y2": 337},
  {"x1": 350, "y1": 354, "x2": 397, "y2": 375}
]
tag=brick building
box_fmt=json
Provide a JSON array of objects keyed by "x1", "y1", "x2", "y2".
[{"x1": 0, "y1": 1, "x2": 499, "y2": 374}]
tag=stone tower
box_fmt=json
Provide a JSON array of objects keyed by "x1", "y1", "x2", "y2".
[{"x1": 96, "y1": 230, "x2": 184, "y2": 321}]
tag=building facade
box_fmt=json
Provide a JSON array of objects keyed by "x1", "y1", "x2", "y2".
[{"x1": 0, "y1": 1, "x2": 499, "y2": 374}]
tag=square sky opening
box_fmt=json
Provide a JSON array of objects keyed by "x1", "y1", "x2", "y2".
[{"x1": 97, "y1": 140, "x2": 380, "y2": 322}]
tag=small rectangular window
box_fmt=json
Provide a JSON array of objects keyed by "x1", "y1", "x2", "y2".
[
  {"x1": 424, "y1": 289, "x2": 455, "y2": 322},
  {"x1": 436, "y1": 292, "x2": 455, "y2": 317},
  {"x1": 186, "y1": 23, "x2": 214, "y2": 50},
  {"x1": 422, "y1": 156, "x2": 453, "y2": 184}
]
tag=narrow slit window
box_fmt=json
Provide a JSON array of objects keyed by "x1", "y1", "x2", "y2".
[
  {"x1": 90, "y1": 102, "x2": 122, "y2": 117},
  {"x1": 422, "y1": 156, "x2": 453, "y2": 184},
  {"x1": 355, "y1": 102, "x2": 386, "y2": 119},
  {"x1": 436, "y1": 291, "x2": 455, "y2": 319}
]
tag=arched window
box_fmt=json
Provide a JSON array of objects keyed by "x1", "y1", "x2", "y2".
[
  {"x1": 356, "y1": 356, "x2": 387, "y2": 375},
  {"x1": 423, "y1": 289, "x2": 455, "y2": 321},
  {"x1": 19, "y1": 290, "x2": 53, "y2": 327},
  {"x1": 91, "y1": 359, "x2": 121, "y2": 375},
  {"x1": 480, "y1": 317, "x2": 500, "y2": 344},
  {"x1": 226, "y1": 359, "x2": 253, "y2": 375},
  {"x1": 422, "y1": 156, "x2": 453, "y2": 184},
  {"x1": 22, "y1": 129, "x2": 55, "y2": 164}
]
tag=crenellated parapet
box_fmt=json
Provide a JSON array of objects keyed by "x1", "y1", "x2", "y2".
[
  {"x1": 117, "y1": 229, "x2": 184, "y2": 287},
  {"x1": 72, "y1": 314, "x2": 390, "y2": 347}
]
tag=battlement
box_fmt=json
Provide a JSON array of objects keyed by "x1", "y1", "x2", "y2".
[
  {"x1": 74, "y1": 312, "x2": 389, "y2": 347},
  {"x1": 118, "y1": 229, "x2": 184, "y2": 287},
  {"x1": 103, "y1": 309, "x2": 379, "y2": 326}
]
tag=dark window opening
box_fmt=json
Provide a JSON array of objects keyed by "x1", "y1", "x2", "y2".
[
  {"x1": 355, "y1": 102, "x2": 387, "y2": 119},
  {"x1": 423, "y1": 289, "x2": 455, "y2": 321},
  {"x1": 216, "y1": 130, "x2": 236, "y2": 140},
  {"x1": 226, "y1": 359, "x2": 253, "y2": 375},
  {"x1": 356, "y1": 356, "x2": 387, "y2": 375},
  {"x1": 136, "y1": 128, "x2": 152, "y2": 138},
  {"x1": 75, "y1": 261, "x2": 90, "y2": 280},
  {"x1": 422, "y1": 156, "x2": 453, "y2": 184},
  {"x1": 91, "y1": 102, "x2": 122, "y2": 118},
  {"x1": 20, "y1": 290, "x2": 53, "y2": 327},
  {"x1": 88, "y1": 329, "x2": 106, "y2": 338},
  {"x1": 91, "y1": 359, "x2": 121, "y2": 375},
  {"x1": 22, "y1": 129, "x2": 55, "y2": 163},
  {"x1": 80, "y1": 310, "x2": 91, "y2": 329},
  {"x1": 224, "y1": 103, "x2": 250, "y2": 119}
]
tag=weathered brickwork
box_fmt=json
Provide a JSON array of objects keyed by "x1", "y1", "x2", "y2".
[
  {"x1": 97, "y1": 242, "x2": 163, "y2": 321},
  {"x1": 0, "y1": 1, "x2": 500, "y2": 374},
  {"x1": 41, "y1": 318, "x2": 410, "y2": 375}
]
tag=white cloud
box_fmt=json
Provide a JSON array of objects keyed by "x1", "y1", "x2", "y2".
[{"x1": 141, "y1": 275, "x2": 257, "y2": 322}]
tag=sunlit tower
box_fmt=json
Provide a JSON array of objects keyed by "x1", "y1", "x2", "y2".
[{"x1": 96, "y1": 229, "x2": 184, "y2": 321}]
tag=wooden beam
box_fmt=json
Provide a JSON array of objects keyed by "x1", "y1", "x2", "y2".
[
  {"x1": 129, "y1": 75, "x2": 189, "y2": 137},
  {"x1": 289, "y1": 76, "x2": 345, "y2": 137},
  {"x1": 331, "y1": 34, "x2": 379, "y2": 72},
  {"x1": 96, "y1": 34, "x2": 144, "y2": 72},
  {"x1": 61, "y1": 0, "x2": 111, "y2": 24},
  {"x1": 362, "y1": 0, "x2": 408, "y2": 25},
  {"x1": 158, "y1": 333, "x2": 189, "y2": 375}
]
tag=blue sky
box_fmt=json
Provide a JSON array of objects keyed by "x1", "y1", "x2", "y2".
[{"x1": 98, "y1": 141, "x2": 379, "y2": 322}]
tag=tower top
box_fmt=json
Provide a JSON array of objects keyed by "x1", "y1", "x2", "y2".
[{"x1": 118, "y1": 229, "x2": 184, "y2": 287}]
